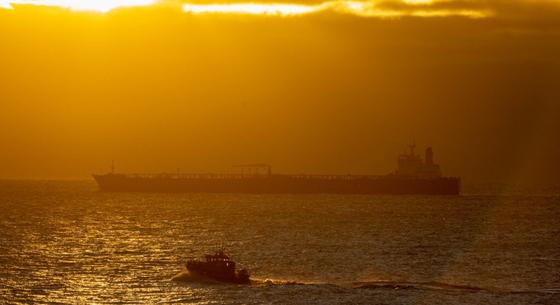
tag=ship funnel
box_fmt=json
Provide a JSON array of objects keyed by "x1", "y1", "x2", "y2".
[{"x1": 425, "y1": 147, "x2": 434, "y2": 166}]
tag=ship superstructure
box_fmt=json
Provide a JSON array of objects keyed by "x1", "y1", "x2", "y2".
[{"x1": 395, "y1": 144, "x2": 442, "y2": 178}]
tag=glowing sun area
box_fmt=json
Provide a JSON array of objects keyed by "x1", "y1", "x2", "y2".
[{"x1": 0, "y1": 0, "x2": 156, "y2": 12}]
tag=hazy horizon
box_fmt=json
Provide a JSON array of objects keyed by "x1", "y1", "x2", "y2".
[{"x1": 1, "y1": 0, "x2": 559, "y2": 184}]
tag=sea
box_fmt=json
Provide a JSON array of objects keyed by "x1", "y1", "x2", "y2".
[{"x1": 0, "y1": 180, "x2": 559, "y2": 305}]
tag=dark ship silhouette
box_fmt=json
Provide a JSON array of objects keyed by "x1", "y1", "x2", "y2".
[
  {"x1": 93, "y1": 145, "x2": 460, "y2": 195},
  {"x1": 186, "y1": 249, "x2": 250, "y2": 284}
]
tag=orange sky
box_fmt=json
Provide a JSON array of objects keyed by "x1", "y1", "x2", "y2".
[{"x1": 0, "y1": 0, "x2": 559, "y2": 184}]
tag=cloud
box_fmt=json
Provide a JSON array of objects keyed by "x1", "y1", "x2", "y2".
[
  {"x1": 179, "y1": 1, "x2": 495, "y2": 18},
  {"x1": 0, "y1": 0, "x2": 557, "y2": 20}
]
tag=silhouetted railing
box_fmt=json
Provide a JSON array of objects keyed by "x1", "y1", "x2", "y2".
[{"x1": 107, "y1": 173, "x2": 458, "y2": 180}]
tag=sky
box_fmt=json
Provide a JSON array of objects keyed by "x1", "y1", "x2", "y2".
[{"x1": 0, "y1": 0, "x2": 559, "y2": 184}]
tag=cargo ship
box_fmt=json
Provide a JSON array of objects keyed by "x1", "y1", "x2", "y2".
[{"x1": 93, "y1": 145, "x2": 460, "y2": 195}]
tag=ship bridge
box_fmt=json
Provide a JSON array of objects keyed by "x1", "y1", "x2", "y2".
[{"x1": 395, "y1": 144, "x2": 442, "y2": 178}]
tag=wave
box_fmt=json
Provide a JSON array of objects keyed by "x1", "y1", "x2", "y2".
[
  {"x1": 353, "y1": 281, "x2": 560, "y2": 295},
  {"x1": 354, "y1": 281, "x2": 483, "y2": 292}
]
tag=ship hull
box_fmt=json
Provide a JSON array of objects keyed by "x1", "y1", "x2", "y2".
[
  {"x1": 186, "y1": 267, "x2": 250, "y2": 284},
  {"x1": 93, "y1": 174, "x2": 460, "y2": 195}
]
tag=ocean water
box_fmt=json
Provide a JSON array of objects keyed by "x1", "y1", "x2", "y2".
[{"x1": 0, "y1": 181, "x2": 559, "y2": 305}]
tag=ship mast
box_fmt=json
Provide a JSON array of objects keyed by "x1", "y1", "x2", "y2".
[{"x1": 408, "y1": 143, "x2": 416, "y2": 156}]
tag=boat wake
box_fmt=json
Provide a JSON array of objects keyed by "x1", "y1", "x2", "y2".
[
  {"x1": 250, "y1": 277, "x2": 314, "y2": 286},
  {"x1": 172, "y1": 269, "x2": 257, "y2": 285},
  {"x1": 173, "y1": 272, "x2": 560, "y2": 295}
]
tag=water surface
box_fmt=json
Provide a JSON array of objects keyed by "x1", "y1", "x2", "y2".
[{"x1": 1, "y1": 181, "x2": 559, "y2": 304}]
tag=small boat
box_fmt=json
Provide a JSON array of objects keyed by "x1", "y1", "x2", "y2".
[{"x1": 186, "y1": 249, "x2": 250, "y2": 284}]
